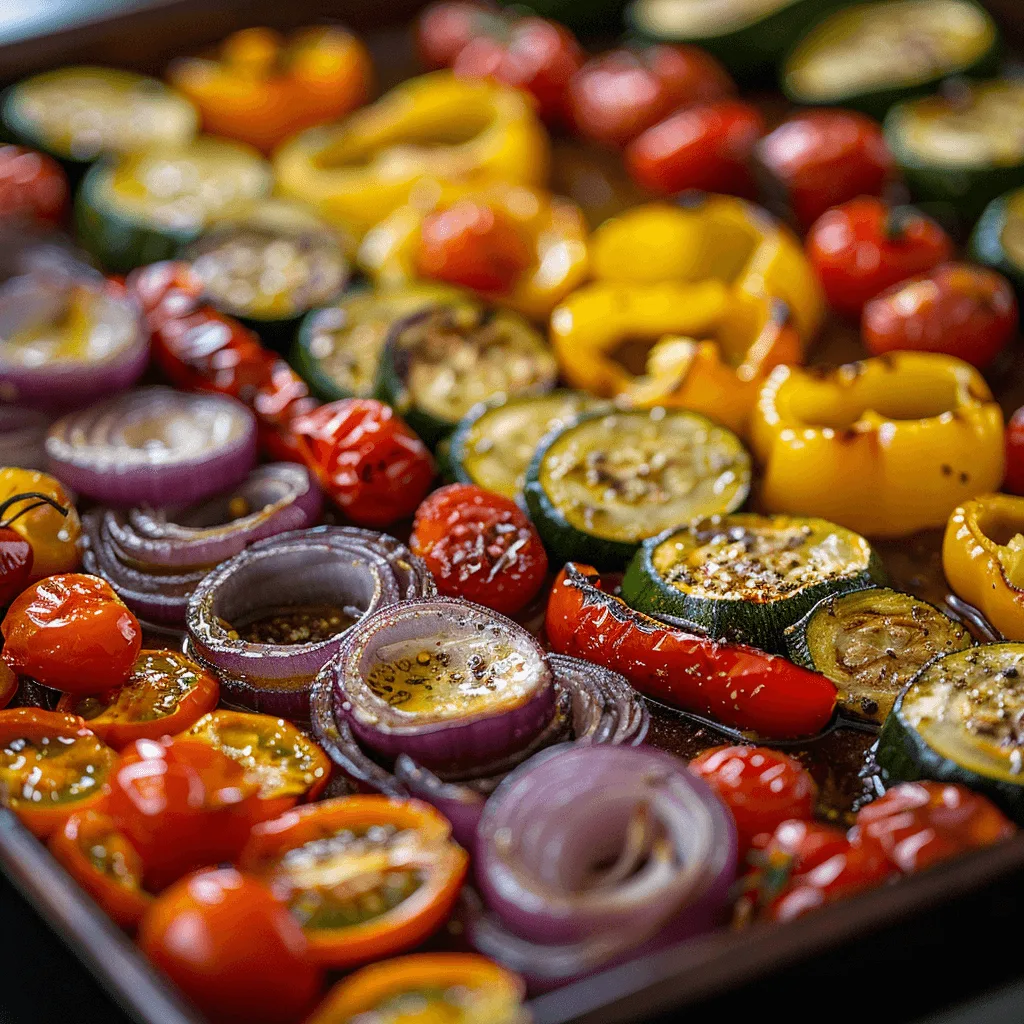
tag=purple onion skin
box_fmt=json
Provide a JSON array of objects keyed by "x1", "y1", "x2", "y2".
[{"x1": 394, "y1": 754, "x2": 487, "y2": 853}]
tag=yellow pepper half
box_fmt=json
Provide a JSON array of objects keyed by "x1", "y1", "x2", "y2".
[
  {"x1": 273, "y1": 72, "x2": 549, "y2": 238},
  {"x1": 943, "y1": 495, "x2": 1024, "y2": 640},
  {"x1": 751, "y1": 352, "x2": 1005, "y2": 538},
  {"x1": 357, "y1": 182, "x2": 589, "y2": 320}
]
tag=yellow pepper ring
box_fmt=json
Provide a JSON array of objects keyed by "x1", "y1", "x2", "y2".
[
  {"x1": 943, "y1": 495, "x2": 1024, "y2": 641},
  {"x1": 751, "y1": 352, "x2": 1005, "y2": 538}
]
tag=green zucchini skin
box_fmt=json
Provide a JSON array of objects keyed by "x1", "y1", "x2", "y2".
[
  {"x1": 970, "y1": 190, "x2": 1024, "y2": 297},
  {"x1": 293, "y1": 306, "x2": 358, "y2": 402}
]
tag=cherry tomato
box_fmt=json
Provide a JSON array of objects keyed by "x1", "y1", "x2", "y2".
[
  {"x1": 805, "y1": 197, "x2": 953, "y2": 319},
  {"x1": 690, "y1": 745, "x2": 817, "y2": 855},
  {"x1": 49, "y1": 809, "x2": 152, "y2": 929},
  {"x1": 625, "y1": 100, "x2": 765, "y2": 197},
  {"x1": 417, "y1": 1, "x2": 495, "y2": 69},
  {"x1": 453, "y1": 15, "x2": 584, "y2": 123},
  {"x1": 139, "y1": 867, "x2": 322, "y2": 1024},
  {"x1": 862, "y1": 262, "x2": 1018, "y2": 369},
  {"x1": 0, "y1": 527, "x2": 31, "y2": 607},
  {"x1": 755, "y1": 109, "x2": 893, "y2": 231},
  {"x1": 106, "y1": 736, "x2": 264, "y2": 890},
  {"x1": 178, "y1": 710, "x2": 331, "y2": 820},
  {"x1": 853, "y1": 781, "x2": 1015, "y2": 874},
  {"x1": 410, "y1": 483, "x2": 548, "y2": 616},
  {"x1": 568, "y1": 44, "x2": 734, "y2": 148},
  {"x1": 0, "y1": 145, "x2": 69, "y2": 225},
  {"x1": 0, "y1": 662, "x2": 15, "y2": 709},
  {"x1": 0, "y1": 708, "x2": 117, "y2": 838},
  {"x1": 0, "y1": 469, "x2": 81, "y2": 581},
  {"x1": 1005, "y1": 406, "x2": 1024, "y2": 496},
  {"x1": 1, "y1": 574, "x2": 141, "y2": 695},
  {"x1": 417, "y1": 200, "x2": 533, "y2": 294},
  {"x1": 289, "y1": 399, "x2": 435, "y2": 528},
  {"x1": 56, "y1": 650, "x2": 220, "y2": 750},
  {"x1": 762, "y1": 819, "x2": 851, "y2": 874}
]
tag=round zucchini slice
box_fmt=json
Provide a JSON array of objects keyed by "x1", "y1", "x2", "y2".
[
  {"x1": 971, "y1": 186, "x2": 1024, "y2": 297},
  {"x1": 524, "y1": 408, "x2": 751, "y2": 570},
  {"x1": 75, "y1": 137, "x2": 273, "y2": 274},
  {"x1": 622, "y1": 513, "x2": 884, "y2": 651},
  {"x1": 376, "y1": 303, "x2": 557, "y2": 448},
  {"x1": 447, "y1": 390, "x2": 606, "y2": 503},
  {"x1": 183, "y1": 200, "x2": 349, "y2": 352},
  {"x1": 784, "y1": 588, "x2": 972, "y2": 723},
  {"x1": 2, "y1": 67, "x2": 197, "y2": 169},
  {"x1": 782, "y1": 0, "x2": 999, "y2": 118},
  {"x1": 885, "y1": 80, "x2": 1024, "y2": 222},
  {"x1": 878, "y1": 643, "x2": 1024, "y2": 822}
]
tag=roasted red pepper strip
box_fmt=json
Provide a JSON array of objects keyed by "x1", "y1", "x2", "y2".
[{"x1": 545, "y1": 563, "x2": 837, "y2": 738}]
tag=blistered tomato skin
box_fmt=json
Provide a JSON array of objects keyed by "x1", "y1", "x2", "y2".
[
  {"x1": 411, "y1": 483, "x2": 548, "y2": 615},
  {"x1": 862, "y1": 263, "x2": 1018, "y2": 369},
  {"x1": 1005, "y1": 407, "x2": 1024, "y2": 496},
  {"x1": 1, "y1": 574, "x2": 141, "y2": 695},
  {"x1": 0, "y1": 528, "x2": 32, "y2": 607},
  {"x1": 139, "y1": 868, "x2": 322, "y2": 1024}
]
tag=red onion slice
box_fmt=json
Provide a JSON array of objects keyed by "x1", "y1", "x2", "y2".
[
  {"x1": 46, "y1": 386, "x2": 257, "y2": 507},
  {"x1": 0, "y1": 406, "x2": 52, "y2": 469},
  {"x1": 185, "y1": 526, "x2": 435, "y2": 718},
  {"x1": 468, "y1": 744, "x2": 737, "y2": 986}
]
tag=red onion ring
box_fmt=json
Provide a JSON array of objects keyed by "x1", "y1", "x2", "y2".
[
  {"x1": 185, "y1": 525, "x2": 435, "y2": 718},
  {"x1": 46, "y1": 386, "x2": 257, "y2": 507},
  {"x1": 81, "y1": 463, "x2": 322, "y2": 627},
  {"x1": 0, "y1": 406, "x2": 52, "y2": 469},
  {"x1": 467, "y1": 744, "x2": 736, "y2": 987}
]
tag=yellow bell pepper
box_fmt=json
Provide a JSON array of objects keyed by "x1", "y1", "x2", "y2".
[
  {"x1": 751, "y1": 352, "x2": 1005, "y2": 538},
  {"x1": 943, "y1": 495, "x2": 1024, "y2": 640},
  {"x1": 357, "y1": 182, "x2": 589, "y2": 320},
  {"x1": 273, "y1": 72, "x2": 549, "y2": 238}
]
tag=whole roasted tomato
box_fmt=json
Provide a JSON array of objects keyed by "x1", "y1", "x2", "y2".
[
  {"x1": 417, "y1": 1, "x2": 495, "y2": 69},
  {"x1": 1005, "y1": 406, "x2": 1024, "y2": 495},
  {"x1": 0, "y1": 145, "x2": 68, "y2": 225}
]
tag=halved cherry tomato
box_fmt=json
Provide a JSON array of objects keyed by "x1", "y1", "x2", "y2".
[
  {"x1": 417, "y1": 200, "x2": 533, "y2": 293},
  {"x1": 568, "y1": 44, "x2": 734, "y2": 148},
  {"x1": 241, "y1": 796, "x2": 469, "y2": 969},
  {"x1": 139, "y1": 867, "x2": 322, "y2": 1024},
  {"x1": 0, "y1": 469, "x2": 81, "y2": 581},
  {"x1": 289, "y1": 399, "x2": 435, "y2": 528},
  {"x1": 49, "y1": 809, "x2": 152, "y2": 929},
  {"x1": 1005, "y1": 406, "x2": 1024, "y2": 496},
  {"x1": 107, "y1": 736, "x2": 263, "y2": 890},
  {"x1": 690, "y1": 745, "x2": 817, "y2": 856},
  {"x1": 755, "y1": 110, "x2": 893, "y2": 231},
  {"x1": 852, "y1": 781, "x2": 1015, "y2": 874},
  {"x1": 0, "y1": 662, "x2": 16, "y2": 709},
  {"x1": 308, "y1": 953, "x2": 526, "y2": 1024},
  {"x1": 410, "y1": 483, "x2": 548, "y2": 616},
  {"x1": 1, "y1": 573, "x2": 141, "y2": 695},
  {"x1": 0, "y1": 708, "x2": 117, "y2": 838},
  {"x1": 55, "y1": 650, "x2": 219, "y2": 750},
  {"x1": 178, "y1": 710, "x2": 330, "y2": 820},
  {"x1": 0, "y1": 145, "x2": 69, "y2": 225},
  {"x1": 805, "y1": 197, "x2": 953, "y2": 318},
  {"x1": 625, "y1": 100, "x2": 765, "y2": 197},
  {"x1": 417, "y1": 1, "x2": 495, "y2": 70},
  {"x1": 862, "y1": 262, "x2": 1018, "y2": 369}
]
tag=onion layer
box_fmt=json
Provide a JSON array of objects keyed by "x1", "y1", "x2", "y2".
[
  {"x1": 468, "y1": 744, "x2": 736, "y2": 986},
  {"x1": 186, "y1": 525, "x2": 435, "y2": 717},
  {"x1": 46, "y1": 386, "x2": 257, "y2": 506}
]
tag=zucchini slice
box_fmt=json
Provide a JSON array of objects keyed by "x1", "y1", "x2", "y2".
[
  {"x1": 785, "y1": 588, "x2": 972, "y2": 722},
  {"x1": 622, "y1": 513, "x2": 883, "y2": 651},
  {"x1": 293, "y1": 284, "x2": 465, "y2": 403},
  {"x1": 2, "y1": 67, "x2": 197, "y2": 168},
  {"x1": 971, "y1": 186, "x2": 1024, "y2": 297},
  {"x1": 375, "y1": 303, "x2": 557, "y2": 448},
  {"x1": 524, "y1": 408, "x2": 751, "y2": 570},
  {"x1": 782, "y1": 0, "x2": 999, "y2": 117},
  {"x1": 885, "y1": 80, "x2": 1024, "y2": 222},
  {"x1": 184, "y1": 200, "x2": 349, "y2": 352},
  {"x1": 75, "y1": 137, "x2": 273, "y2": 274},
  {"x1": 447, "y1": 390, "x2": 606, "y2": 503},
  {"x1": 878, "y1": 643, "x2": 1024, "y2": 821}
]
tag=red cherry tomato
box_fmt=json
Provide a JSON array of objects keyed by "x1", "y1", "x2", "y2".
[
  {"x1": 689, "y1": 745, "x2": 817, "y2": 855},
  {"x1": 1005, "y1": 406, "x2": 1024, "y2": 495},
  {"x1": 568, "y1": 44, "x2": 734, "y2": 148},
  {"x1": 417, "y1": 1, "x2": 495, "y2": 69},
  {"x1": 805, "y1": 197, "x2": 953, "y2": 319},
  {"x1": 0, "y1": 145, "x2": 69, "y2": 225},
  {"x1": 625, "y1": 100, "x2": 765, "y2": 197},
  {"x1": 755, "y1": 109, "x2": 893, "y2": 231},
  {"x1": 0, "y1": 527, "x2": 32, "y2": 607},
  {"x1": 1, "y1": 573, "x2": 142, "y2": 695},
  {"x1": 139, "y1": 867, "x2": 322, "y2": 1024},
  {"x1": 411, "y1": 483, "x2": 548, "y2": 615},
  {"x1": 853, "y1": 781, "x2": 1015, "y2": 874},
  {"x1": 290, "y1": 399, "x2": 435, "y2": 528},
  {"x1": 453, "y1": 15, "x2": 583, "y2": 123},
  {"x1": 761, "y1": 818, "x2": 852, "y2": 873},
  {"x1": 417, "y1": 200, "x2": 533, "y2": 293},
  {"x1": 862, "y1": 262, "x2": 1018, "y2": 369}
]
